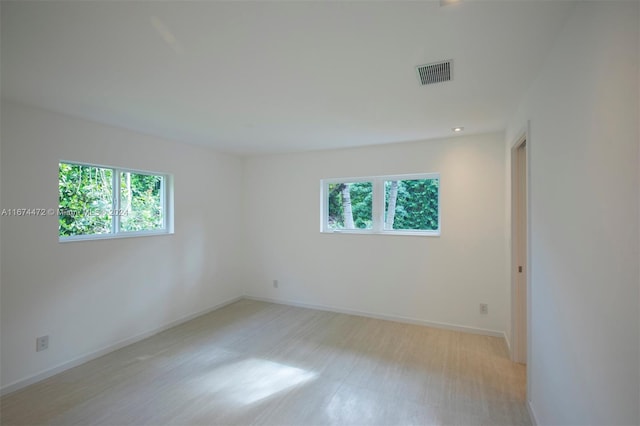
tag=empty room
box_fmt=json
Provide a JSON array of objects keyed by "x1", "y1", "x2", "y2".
[{"x1": 0, "y1": 1, "x2": 638, "y2": 425}]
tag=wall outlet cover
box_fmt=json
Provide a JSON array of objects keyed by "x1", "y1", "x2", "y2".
[{"x1": 36, "y1": 335, "x2": 49, "y2": 352}]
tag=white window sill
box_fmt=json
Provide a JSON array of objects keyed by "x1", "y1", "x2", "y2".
[
  {"x1": 59, "y1": 230, "x2": 173, "y2": 243},
  {"x1": 321, "y1": 230, "x2": 440, "y2": 237}
]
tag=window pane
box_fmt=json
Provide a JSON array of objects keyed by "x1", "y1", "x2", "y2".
[
  {"x1": 59, "y1": 163, "x2": 113, "y2": 236},
  {"x1": 328, "y1": 182, "x2": 373, "y2": 230},
  {"x1": 119, "y1": 172, "x2": 164, "y2": 232},
  {"x1": 384, "y1": 178, "x2": 439, "y2": 231}
]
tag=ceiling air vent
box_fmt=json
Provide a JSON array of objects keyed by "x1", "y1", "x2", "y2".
[{"x1": 416, "y1": 60, "x2": 452, "y2": 85}]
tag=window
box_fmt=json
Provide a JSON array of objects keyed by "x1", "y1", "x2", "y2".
[
  {"x1": 384, "y1": 177, "x2": 439, "y2": 232},
  {"x1": 59, "y1": 162, "x2": 172, "y2": 241},
  {"x1": 327, "y1": 181, "x2": 373, "y2": 230},
  {"x1": 321, "y1": 173, "x2": 440, "y2": 236}
]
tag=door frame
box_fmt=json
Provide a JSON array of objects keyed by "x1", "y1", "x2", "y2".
[{"x1": 510, "y1": 125, "x2": 531, "y2": 367}]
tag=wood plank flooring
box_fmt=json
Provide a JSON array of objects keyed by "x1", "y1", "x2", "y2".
[{"x1": 0, "y1": 300, "x2": 530, "y2": 426}]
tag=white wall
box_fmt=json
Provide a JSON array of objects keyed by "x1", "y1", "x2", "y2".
[
  {"x1": 0, "y1": 103, "x2": 3, "y2": 385},
  {"x1": 0, "y1": 102, "x2": 245, "y2": 390},
  {"x1": 506, "y1": 2, "x2": 639, "y2": 424},
  {"x1": 243, "y1": 133, "x2": 508, "y2": 335}
]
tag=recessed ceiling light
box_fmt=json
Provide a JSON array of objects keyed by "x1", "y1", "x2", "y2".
[{"x1": 452, "y1": 127, "x2": 464, "y2": 132}]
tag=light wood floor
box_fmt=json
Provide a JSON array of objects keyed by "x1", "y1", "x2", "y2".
[{"x1": 1, "y1": 300, "x2": 529, "y2": 426}]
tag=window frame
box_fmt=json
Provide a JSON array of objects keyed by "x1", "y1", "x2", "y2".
[
  {"x1": 59, "y1": 161, "x2": 174, "y2": 242},
  {"x1": 320, "y1": 173, "x2": 440, "y2": 237}
]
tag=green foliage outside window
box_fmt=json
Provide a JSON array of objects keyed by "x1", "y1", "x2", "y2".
[
  {"x1": 328, "y1": 182, "x2": 372, "y2": 229},
  {"x1": 59, "y1": 163, "x2": 164, "y2": 237},
  {"x1": 59, "y1": 163, "x2": 113, "y2": 236},
  {"x1": 119, "y1": 172, "x2": 163, "y2": 232},
  {"x1": 385, "y1": 179, "x2": 439, "y2": 231},
  {"x1": 327, "y1": 178, "x2": 439, "y2": 231}
]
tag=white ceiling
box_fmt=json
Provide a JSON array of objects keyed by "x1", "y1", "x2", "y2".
[{"x1": 1, "y1": 1, "x2": 575, "y2": 154}]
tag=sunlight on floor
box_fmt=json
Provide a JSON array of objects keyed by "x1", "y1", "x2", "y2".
[{"x1": 197, "y1": 358, "x2": 317, "y2": 406}]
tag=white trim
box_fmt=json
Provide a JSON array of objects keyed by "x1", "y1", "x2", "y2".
[
  {"x1": 510, "y1": 127, "x2": 528, "y2": 365},
  {"x1": 59, "y1": 229, "x2": 173, "y2": 243},
  {"x1": 165, "y1": 174, "x2": 175, "y2": 234},
  {"x1": 0, "y1": 296, "x2": 242, "y2": 396},
  {"x1": 243, "y1": 295, "x2": 505, "y2": 338},
  {"x1": 379, "y1": 229, "x2": 440, "y2": 237},
  {"x1": 372, "y1": 178, "x2": 384, "y2": 233},
  {"x1": 328, "y1": 229, "x2": 440, "y2": 237},
  {"x1": 527, "y1": 399, "x2": 540, "y2": 426},
  {"x1": 322, "y1": 175, "x2": 376, "y2": 185},
  {"x1": 526, "y1": 121, "x2": 533, "y2": 400},
  {"x1": 0, "y1": 294, "x2": 507, "y2": 397},
  {"x1": 503, "y1": 331, "x2": 511, "y2": 353},
  {"x1": 59, "y1": 160, "x2": 167, "y2": 177},
  {"x1": 113, "y1": 167, "x2": 120, "y2": 234},
  {"x1": 322, "y1": 172, "x2": 440, "y2": 183}
]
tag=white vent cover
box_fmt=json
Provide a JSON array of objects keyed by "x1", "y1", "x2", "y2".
[{"x1": 416, "y1": 60, "x2": 452, "y2": 85}]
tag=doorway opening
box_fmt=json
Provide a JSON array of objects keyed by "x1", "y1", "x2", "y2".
[{"x1": 511, "y1": 135, "x2": 528, "y2": 365}]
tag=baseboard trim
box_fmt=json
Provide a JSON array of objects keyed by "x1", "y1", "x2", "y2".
[
  {"x1": 527, "y1": 400, "x2": 539, "y2": 425},
  {"x1": 2, "y1": 294, "x2": 506, "y2": 396},
  {"x1": 504, "y1": 331, "x2": 512, "y2": 355},
  {"x1": 0, "y1": 295, "x2": 243, "y2": 397},
  {"x1": 243, "y1": 295, "x2": 505, "y2": 338}
]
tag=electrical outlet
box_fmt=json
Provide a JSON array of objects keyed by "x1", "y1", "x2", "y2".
[
  {"x1": 480, "y1": 304, "x2": 488, "y2": 315},
  {"x1": 36, "y1": 335, "x2": 49, "y2": 352},
  {"x1": 273, "y1": 280, "x2": 279, "y2": 289}
]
